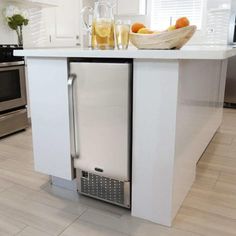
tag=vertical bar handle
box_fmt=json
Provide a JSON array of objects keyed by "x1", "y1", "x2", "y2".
[{"x1": 68, "y1": 74, "x2": 79, "y2": 159}]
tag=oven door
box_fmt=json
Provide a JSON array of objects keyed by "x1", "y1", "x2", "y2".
[{"x1": 0, "y1": 62, "x2": 27, "y2": 112}]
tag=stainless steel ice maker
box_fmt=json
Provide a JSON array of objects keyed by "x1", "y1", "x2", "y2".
[{"x1": 69, "y1": 59, "x2": 132, "y2": 208}]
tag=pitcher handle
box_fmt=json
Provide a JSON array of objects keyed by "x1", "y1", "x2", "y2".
[{"x1": 81, "y1": 6, "x2": 94, "y2": 33}]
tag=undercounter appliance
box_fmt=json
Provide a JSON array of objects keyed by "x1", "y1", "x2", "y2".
[
  {"x1": 224, "y1": 55, "x2": 236, "y2": 108},
  {"x1": 69, "y1": 59, "x2": 132, "y2": 208},
  {"x1": 228, "y1": 12, "x2": 236, "y2": 45},
  {"x1": 0, "y1": 45, "x2": 28, "y2": 137}
]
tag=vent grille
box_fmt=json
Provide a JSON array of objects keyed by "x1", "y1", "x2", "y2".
[{"x1": 79, "y1": 171, "x2": 129, "y2": 207}]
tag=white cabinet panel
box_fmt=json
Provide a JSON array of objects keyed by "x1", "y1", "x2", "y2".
[
  {"x1": 27, "y1": 58, "x2": 73, "y2": 180},
  {"x1": 132, "y1": 59, "x2": 227, "y2": 226}
]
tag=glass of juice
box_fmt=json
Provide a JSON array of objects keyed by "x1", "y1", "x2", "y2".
[{"x1": 115, "y1": 20, "x2": 131, "y2": 50}]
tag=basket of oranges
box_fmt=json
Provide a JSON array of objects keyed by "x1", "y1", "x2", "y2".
[{"x1": 129, "y1": 17, "x2": 196, "y2": 50}]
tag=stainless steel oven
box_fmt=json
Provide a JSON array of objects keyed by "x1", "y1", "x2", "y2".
[
  {"x1": 0, "y1": 61, "x2": 27, "y2": 112},
  {"x1": 0, "y1": 45, "x2": 28, "y2": 137}
]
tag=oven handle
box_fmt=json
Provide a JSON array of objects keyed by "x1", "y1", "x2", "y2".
[
  {"x1": 0, "y1": 61, "x2": 24, "y2": 68},
  {"x1": 68, "y1": 74, "x2": 79, "y2": 159},
  {"x1": 0, "y1": 108, "x2": 26, "y2": 120}
]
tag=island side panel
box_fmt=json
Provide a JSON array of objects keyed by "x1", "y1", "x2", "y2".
[
  {"x1": 218, "y1": 60, "x2": 228, "y2": 117},
  {"x1": 26, "y1": 57, "x2": 73, "y2": 180},
  {"x1": 132, "y1": 59, "x2": 179, "y2": 226},
  {"x1": 171, "y1": 59, "x2": 228, "y2": 219}
]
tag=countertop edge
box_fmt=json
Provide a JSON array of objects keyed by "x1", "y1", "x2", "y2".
[{"x1": 14, "y1": 47, "x2": 236, "y2": 60}]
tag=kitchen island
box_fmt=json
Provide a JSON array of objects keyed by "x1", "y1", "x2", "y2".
[{"x1": 15, "y1": 46, "x2": 236, "y2": 227}]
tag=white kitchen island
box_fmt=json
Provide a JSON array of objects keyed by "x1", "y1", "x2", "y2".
[{"x1": 15, "y1": 46, "x2": 236, "y2": 227}]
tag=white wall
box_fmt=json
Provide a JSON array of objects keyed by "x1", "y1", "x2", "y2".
[
  {"x1": 231, "y1": 0, "x2": 236, "y2": 12},
  {"x1": 23, "y1": 8, "x2": 48, "y2": 48},
  {"x1": 0, "y1": 3, "x2": 17, "y2": 44},
  {"x1": 208, "y1": 0, "x2": 231, "y2": 9},
  {"x1": 117, "y1": 0, "x2": 140, "y2": 14},
  {"x1": 0, "y1": 2, "x2": 47, "y2": 47},
  {"x1": 82, "y1": 0, "x2": 141, "y2": 15}
]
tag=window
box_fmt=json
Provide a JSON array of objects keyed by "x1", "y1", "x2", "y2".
[{"x1": 148, "y1": 0, "x2": 204, "y2": 30}]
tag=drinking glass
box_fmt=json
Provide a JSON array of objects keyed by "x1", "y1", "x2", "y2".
[{"x1": 115, "y1": 20, "x2": 130, "y2": 50}]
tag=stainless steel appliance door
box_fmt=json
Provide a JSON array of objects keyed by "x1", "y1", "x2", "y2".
[
  {"x1": 70, "y1": 62, "x2": 131, "y2": 181},
  {"x1": 225, "y1": 56, "x2": 236, "y2": 104},
  {"x1": 0, "y1": 63, "x2": 26, "y2": 112}
]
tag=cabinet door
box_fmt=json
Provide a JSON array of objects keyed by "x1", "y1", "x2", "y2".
[{"x1": 47, "y1": 0, "x2": 81, "y2": 47}]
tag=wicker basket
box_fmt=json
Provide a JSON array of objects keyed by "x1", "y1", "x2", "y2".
[{"x1": 129, "y1": 25, "x2": 197, "y2": 50}]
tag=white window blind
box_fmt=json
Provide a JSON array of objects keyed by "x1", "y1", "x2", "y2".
[{"x1": 149, "y1": 0, "x2": 204, "y2": 30}]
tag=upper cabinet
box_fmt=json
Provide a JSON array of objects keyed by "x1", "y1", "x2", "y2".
[
  {"x1": 2, "y1": 0, "x2": 81, "y2": 47},
  {"x1": 45, "y1": 0, "x2": 81, "y2": 47}
]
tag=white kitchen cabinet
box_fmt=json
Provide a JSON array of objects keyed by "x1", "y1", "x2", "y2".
[
  {"x1": 17, "y1": 47, "x2": 229, "y2": 226},
  {"x1": 45, "y1": 0, "x2": 81, "y2": 47}
]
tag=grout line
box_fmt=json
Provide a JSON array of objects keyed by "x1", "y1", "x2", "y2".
[
  {"x1": 14, "y1": 225, "x2": 28, "y2": 236},
  {"x1": 57, "y1": 208, "x2": 88, "y2": 236}
]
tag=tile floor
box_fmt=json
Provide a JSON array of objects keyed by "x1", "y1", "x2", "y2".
[{"x1": 0, "y1": 109, "x2": 236, "y2": 235}]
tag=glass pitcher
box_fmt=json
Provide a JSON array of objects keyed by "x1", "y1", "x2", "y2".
[{"x1": 81, "y1": 1, "x2": 115, "y2": 50}]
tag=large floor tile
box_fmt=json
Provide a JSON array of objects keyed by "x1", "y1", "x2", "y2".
[
  {"x1": 28, "y1": 186, "x2": 88, "y2": 216},
  {"x1": 0, "y1": 142, "x2": 33, "y2": 164},
  {"x1": 183, "y1": 189, "x2": 236, "y2": 220},
  {"x1": 206, "y1": 142, "x2": 236, "y2": 159},
  {"x1": 0, "y1": 214, "x2": 26, "y2": 236},
  {"x1": 17, "y1": 226, "x2": 52, "y2": 236},
  {"x1": 218, "y1": 171, "x2": 236, "y2": 185},
  {"x1": 0, "y1": 177, "x2": 15, "y2": 193},
  {"x1": 212, "y1": 132, "x2": 234, "y2": 145},
  {"x1": 0, "y1": 109, "x2": 235, "y2": 235},
  {"x1": 192, "y1": 165, "x2": 220, "y2": 190},
  {"x1": 0, "y1": 130, "x2": 32, "y2": 150},
  {"x1": 174, "y1": 206, "x2": 236, "y2": 236},
  {"x1": 197, "y1": 153, "x2": 236, "y2": 174},
  {"x1": 0, "y1": 188, "x2": 79, "y2": 236},
  {"x1": 60, "y1": 219, "x2": 130, "y2": 236},
  {"x1": 42, "y1": 182, "x2": 129, "y2": 217},
  {"x1": 77, "y1": 208, "x2": 201, "y2": 236}
]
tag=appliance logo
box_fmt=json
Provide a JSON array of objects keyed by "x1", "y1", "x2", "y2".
[{"x1": 94, "y1": 167, "x2": 104, "y2": 173}]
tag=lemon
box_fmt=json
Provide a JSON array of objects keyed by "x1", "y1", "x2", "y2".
[
  {"x1": 137, "y1": 27, "x2": 153, "y2": 34},
  {"x1": 95, "y1": 20, "x2": 112, "y2": 37},
  {"x1": 167, "y1": 25, "x2": 176, "y2": 31}
]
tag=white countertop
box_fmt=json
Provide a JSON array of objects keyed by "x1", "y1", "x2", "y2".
[{"x1": 14, "y1": 45, "x2": 236, "y2": 60}]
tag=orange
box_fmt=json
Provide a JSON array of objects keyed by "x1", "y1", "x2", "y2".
[
  {"x1": 175, "y1": 17, "x2": 190, "y2": 29},
  {"x1": 131, "y1": 22, "x2": 146, "y2": 33}
]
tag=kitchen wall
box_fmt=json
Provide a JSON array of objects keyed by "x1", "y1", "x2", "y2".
[
  {"x1": 82, "y1": 0, "x2": 141, "y2": 15},
  {"x1": 23, "y1": 8, "x2": 48, "y2": 48},
  {"x1": 205, "y1": 0, "x2": 233, "y2": 44},
  {"x1": 1, "y1": 0, "x2": 234, "y2": 47},
  {"x1": 0, "y1": 3, "x2": 17, "y2": 44},
  {"x1": 208, "y1": 0, "x2": 231, "y2": 9},
  {"x1": 117, "y1": 0, "x2": 140, "y2": 14},
  {"x1": 0, "y1": 2, "x2": 48, "y2": 47}
]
